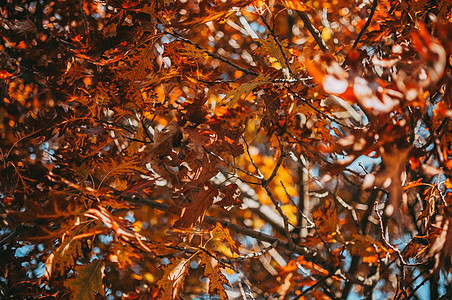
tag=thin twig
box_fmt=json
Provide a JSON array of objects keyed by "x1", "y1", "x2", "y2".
[
  {"x1": 260, "y1": 15, "x2": 296, "y2": 79},
  {"x1": 295, "y1": 10, "x2": 330, "y2": 53},
  {"x1": 351, "y1": 0, "x2": 378, "y2": 50},
  {"x1": 242, "y1": 136, "x2": 264, "y2": 179},
  {"x1": 130, "y1": 196, "x2": 328, "y2": 265},
  {"x1": 263, "y1": 185, "x2": 295, "y2": 249},
  {"x1": 373, "y1": 198, "x2": 425, "y2": 267},
  {"x1": 284, "y1": 86, "x2": 353, "y2": 130},
  {"x1": 406, "y1": 274, "x2": 431, "y2": 300},
  {"x1": 293, "y1": 273, "x2": 334, "y2": 299},
  {"x1": 227, "y1": 240, "x2": 278, "y2": 262},
  {"x1": 342, "y1": 0, "x2": 378, "y2": 67},
  {"x1": 165, "y1": 30, "x2": 258, "y2": 77},
  {"x1": 260, "y1": 139, "x2": 295, "y2": 249}
]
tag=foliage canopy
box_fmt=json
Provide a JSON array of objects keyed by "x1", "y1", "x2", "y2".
[{"x1": 1, "y1": 0, "x2": 452, "y2": 299}]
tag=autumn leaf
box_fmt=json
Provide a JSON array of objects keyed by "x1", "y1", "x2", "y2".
[
  {"x1": 403, "y1": 178, "x2": 424, "y2": 190},
  {"x1": 282, "y1": 0, "x2": 309, "y2": 11},
  {"x1": 216, "y1": 183, "x2": 242, "y2": 208},
  {"x1": 173, "y1": 181, "x2": 219, "y2": 228},
  {"x1": 311, "y1": 199, "x2": 340, "y2": 241},
  {"x1": 254, "y1": 36, "x2": 291, "y2": 70},
  {"x1": 4, "y1": 0, "x2": 452, "y2": 298},
  {"x1": 64, "y1": 260, "x2": 105, "y2": 300},
  {"x1": 199, "y1": 252, "x2": 230, "y2": 300},
  {"x1": 157, "y1": 257, "x2": 190, "y2": 300},
  {"x1": 221, "y1": 74, "x2": 271, "y2": 106},
  {"x1": 211, "y1": 222, "x2": 241, "y2": 255},
  {"x1": 108, "y1": 243, "x2": 142, "y2": 269},
  {"x1": 45, "y1": 235, "x2": 83, "y2": 278},
  {"x1": 404, "y1": 236, "x2": 430, "y2": 260},
  {"x1": 143, "y1": 121, "x2": 182, "y2": 161},
  {"x1": 363, "y1": 144, "x2": 412, "y2": 219},
  {"x1": 445, "y1": 178, "x2": 452, "y2": 189},
  {"x1": 427, "y1": 207, "x2": 452, "y2": 274},
  {"x1": 347, "y1": 234, "x2": 389, "y2": 265}
]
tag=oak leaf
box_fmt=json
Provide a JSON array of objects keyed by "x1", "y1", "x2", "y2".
[
  {"x1": 64, "y1": 260, "x2": 105, "y2": 300},
  {"x1": 174, "y1": 182, "x2": 219, "y2": 228},
  {"x1": 157, "y1": 257, "x2": 190, "y2": 300},
  {"x1": 222, "y1": 74, "x2": 270, "y2": 106},
  {"x1": 211, "y1": 222, "x2": 241, "y2": 255},
  {"x1": 312, "y1": 199, "x2": 340, "y2": 239},
  {"x1": 45, "y1": 236, "x2": 82, "y2": 278},
  {"x1": 216, "y1": 183, "x2": 242, "y2": 209},
  {"x1": 199, "y1": 252, "x2": 230, "y2": 300}
]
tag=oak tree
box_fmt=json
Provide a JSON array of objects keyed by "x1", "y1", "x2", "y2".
[{"x1": 1, "y1": 0, "x2": 452, "y2": 299}]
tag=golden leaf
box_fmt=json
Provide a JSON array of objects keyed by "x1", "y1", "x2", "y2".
[
  {"x1": 157, "y1": 257, "x2": 190, "y2": 300},
  {"x1": 221, "y1": 74, "x2": 270, "y2": 106},
  {"x1": 212, "y1": 222, "x2": 241, "y2": 255}
]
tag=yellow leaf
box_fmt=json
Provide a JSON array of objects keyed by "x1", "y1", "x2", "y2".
[
  {"x1": 212, "y1": 222, "x2": 241, "y2": 255},
  {"x1": 321, "y1": 28, "x2": 331, "y2": 42},
  {"x1": 445, "y1": 178, "x2": 452, "y2": 189},
  {"x1": 281, "y1": 204, "x2": 298, "y2": 225}
]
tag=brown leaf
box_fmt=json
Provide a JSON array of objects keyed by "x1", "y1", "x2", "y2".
[
  {"x1": 427, "y1": 206, "x2": 452, "y2": 274},
  {"x1": 173, "y1": 182, "x2": 219, "y2": 228},
  {"x1": 45, "y1": 235, "x2": 83, "y2": 279},
  {"x1": 143, "y1": 121, "x2": 182, "y2": 161},
  {"x1": 216, "y1": 183, "x2": 242, "y2": 209},
  {"x1": 64, "y1": 260, "x2": 105, "y2": 300},
  {"x1": 199, "y1": 252, "x2": 230, "y2": 300},
  {"x1": 157, "y1": 257, "x2": 190, "y2": 300},
  {"x1": 362, "y1": 144, "x2": 412, "y2": 219}
]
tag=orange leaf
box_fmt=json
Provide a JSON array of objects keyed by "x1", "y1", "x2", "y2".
[
  {"x1": 157, "y1": 257, "x2": 190, "y2": 300},
  {"x1": 174, "y1": 182, "x2": 219, "y2": 228},
  {"x1": 304, "y1": 59, "x2": 325, "y2": 85},
  {"x1": 403, "y1": 178, "x2": 424, "y2": 190},
  {"x1": 445, "y1": 178, "x2": 452, "y2": 189},
  {"x1": 282, "y1": 0, "x2": 309, "y2": 11}
]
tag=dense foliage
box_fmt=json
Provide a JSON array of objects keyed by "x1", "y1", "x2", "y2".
[{"x1": 1, "y1": 0, "x2": 452, "y2": 299}]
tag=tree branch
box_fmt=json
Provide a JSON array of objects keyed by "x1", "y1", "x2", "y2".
[
  {"x1": 295, "y1": 10, "x2": 329, "y2": 53},
  {"x1": 129, "y1": 196, "x2": 328, "y2": 266}
]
